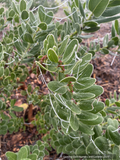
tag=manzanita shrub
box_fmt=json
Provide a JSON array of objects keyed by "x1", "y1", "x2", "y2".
[{"x1": 0, "y1": 0, "x2": 120, "y2": 159}]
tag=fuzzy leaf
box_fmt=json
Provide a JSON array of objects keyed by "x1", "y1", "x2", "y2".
[
  {"x1": 78, "y1": 111, "x2": 98, "y2": 121},
  {"x1": 86, "y1": 142, "x2": 98, "y2": 154},
  {"x1": 73, "y1": 92, "x2": 95, "y2": 100},
  {"x1": 80, "y1": 116, "x2": 103, "y2": 125},
  {"x1": 59, "y1": 35, "x2": 69, "y2": 55},
  {"x1": 48, "y1": 81, "x2": 67, "y2": 94},
  {"x1": 66, "y1": 100, "x2": 81, "y2": 114},
  {"x1": 35, "y1": 61, "x2": 57, "y2": 72},
  {"x1": 60, "y1": 76, "x2": 76, "y2": 83},
  {"x1": 63, "y1": 39, "x2": 78, "y2": 63},
  {"x1": 79, "y1": 100, "x2": 93, "y2": 111},
  {"x1": 76, "y1": 145, "x2": 86, "y2": 155},
  {"x1": 95, "y1": 136, "x2": 109, "y2": 151},
  {"x1": 78, "y1": 122, "x2": 94, "y2": 135},
  {"x1": 90, "y1": 100, "x2": 105, "y2": 113},
  {"x1": 83, "y1": 85, "x2": 104, "y2": 98},
  {"x1": 73, "y1": 53, "x2": 92, "y2": 74},
  {"x1": 70, "y1": 113, "x2": 79, "y2": 131},
  {"x1": 107, "y1": 125, "x2": 120, "y2": 145},
  {"x1": 74, "y1": 77, "x2": 95, "y2": 90},
  {"x1": 21, "y1": 10, "x2": 29, "y2": 20},
  {"x1": 89, "y1": 0, "x2": 109, "y2": 17},
  {"x1": 45, "y1": 11, "x2": 53, "y2": 24},
  {"x1": 112, "y1": 145, "x2": 119, "y2": 160},
  {"x1": 17, "y1": 146, "x2": 28, "y2": 160},
  {"x1": 102, "y1": 6, "x2": 120, "y2": 17},
  {"x1": 24, "y1": 33, "x2": 33, "y2": 43},
  {"x1": 38, "y1": 22, "x2": 47, "y2": 30},
  {"x1": 108, "y1": 0, "x2": 120, "y2": 7},
  {"x1": 47, "y1": 49, "x2": 58, "y2": 63},
  {"x1": 38, "y1": 5, "x2": 45, "y2": 22},
  {"x1": 6, "y1": 152, "x2": 17, "y2": 160},
  {"x1": 65, "y1": 144, "x2": 74, "y2": 152},
  {"x1": 0, "y1": 66, "x2": 4, "y2": 77},
  {"x1": 79, "y1": 64, "x2": 93, "y2": 78},
  {"x1": 20, "y1": 0, "x2": 26, "y2": 12},
  {"x1": 12, "y1": 106, "x2": 24, "y2": 112}
]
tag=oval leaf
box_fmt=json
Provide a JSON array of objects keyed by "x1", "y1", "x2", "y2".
[
  {"x1": 17, "y1": 146, "x2": 28, "y2": 160},
  {"x1": 48, "y1": 81, "x2": 67, "y2": 94},
  {"x1": 6, "y1": 152, "x2": 17, "y2": 160},
  {"x1": 70, "y1": 113, "x2": 79, "y2": 131},
  {"x1": 74, "y1": 77, "x2": 95, "y2": 90},
  {"x1": 60, "y1": 76, "x2": 76, "y2": 83},
  {"x1": 47, "y1": 49, "x2": 58, "y2": 63},
  {"x1": 63, "y1": 39, "x2": 78, "y2": 63},
  {"x1": 24, "y1": 33, "x2": 34, "y2": 43},
  {"x1": 0, "y1": 66, "x2": 4, "y2": 77},
  {"x1": 20, "y1": 0, "x2": 26, "y2": 12},
  {"x1": 21, "y1": 10, "x2": 29, "y2": 20},
  {"x1": 89, "y1": 0, "x2": 109, "y2": 17},
  {"x1": 38, "y1": 22, "x2": 47, "y2": 30}
]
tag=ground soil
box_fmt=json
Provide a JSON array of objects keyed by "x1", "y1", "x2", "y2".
[{"x1": 1, "y1": 8, "x2": 120, "y2": 160}]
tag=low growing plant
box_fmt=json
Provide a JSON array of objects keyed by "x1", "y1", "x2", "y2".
[{"x1": 0, "y1": 0, "x2": 120, "y2": 159}]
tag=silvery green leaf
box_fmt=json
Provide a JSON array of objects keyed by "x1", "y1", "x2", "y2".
[
  {"x1": 6, "y1": 152, "x2": 17, "y2": 160},
  {"x1": 82, "y1": 85, "x2": 104, "y2": 98},
  {"x1": 66, "y1": 100, "x2": 81, "y2": 114},
  {"x1": 93, "y1": 125, "x2": 102, "y2": 139},
  {"x1": 74, "y1": 77, "x2": 95, "y2": 90},
  {"x1": 48, "y1": 81, "x2": 67, "y2": 94},
  {"x1": 38, "y1": 5, "x2": 46, "y2": 22},
  {"x1": 11, "y1": 2, "x2": 19, "y2": 14},
  {"x1": 90, "y1": 100, "x2": 105, "y2": 113},
  {"x1": 112, "y1": 145, "x2": 119, "y2": 160},
  {"x1": 20, "y1": 0, "x2": 26, "y2": 12},
  {"x1": 102, "y1": 6, "x2": 120, "y2": 17},
  {"x1": 95, "y1": 136, "x2": 109, "y2": 151},
  {"x1": 0, "y1": 8, "x2": 4, "y2": 15},
  {"x1": 60, "y1": 76, "x2": 76, "y2": 83},
  {"x1": 80, "y1": 116, "x2": 103, "y2": 125},
  {"x1": 45, "y1": 11, "x2": 53, "y2": 24},
  {"x1": 77, "y1": 111, "x2": 98, "y2": 121},
  {"x1": 0, "y1": 66, "x2": 4, "y2": 77},
  {"x1": 65, "y1": 144, "x2": 74, "y2": 152},
  {"x1": 24, "y1": 33, "x2": 34, "y2": 43},
  {"x1": 32, "y1": 149, "x2": 39, "y2": 156},
  {"x1": 73, "y1": 92, "x2": 95, "y2": 100},
  {"x1": 78, "y1": 64, "x2": 93, "y2": 78},
  {"x1": 76, "y1": 145, "x2": 86, "y2": 155},
  {"x1": 35, "y1": 61, "x2": 57, "y2": 72},
  {"x1": 17, "y1": 146, "x2": 28, "y2": 160},
  {"x1": 47, "y1": 49, "x2": 58, "y2": 63},
  {"x1": 26, "y1": 0, "x2": 33, "y2": 10},
  {"x1": 89, "y1": 0, "x2": 109, "y2": 17},
  {"x1": 63, "y1": 39, "x2": 78, "y2": 64},
  {"x1": 86, "y1": 142, "x2": 98, "y2": 154},
  {"x1": 95, "y1": 15, "x2": 120, "y2": 23},
  {"x1": 26, "y1": 24, "x2": 33, "y2": 34},
  {"x1": 78, "y1": 99, "x2": 94, "y2": 111},
  {"x1": 108, "y1": 0, "x2": 120, "y2": 7},
  {"x1": 70, "y1": 113, "x2": 79, "y2": 131},
  {"x1": 21, "y1": 11, "x2": 29, "y2": 20},
  {"x1": 73, "y1": 53, "x2": 92, "y2": 74},
  {"x1": 78, "y1": 122, "x2": 94, "y2": 135},
  {"x1": 38, "y1": 22, "x2": 47, "y2": 30},
  {"x1": 59, "y1": 35, "x2": 69, "y2": 55}
]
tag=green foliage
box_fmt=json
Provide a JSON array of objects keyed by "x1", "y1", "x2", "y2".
[{"x1": 0, "y1": 0, "x2": 119, "y2": 160}]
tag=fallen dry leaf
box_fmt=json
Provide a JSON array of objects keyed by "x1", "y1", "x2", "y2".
[{"x1": 19, "y1": 103, "x2": 28, "y2": 110}]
